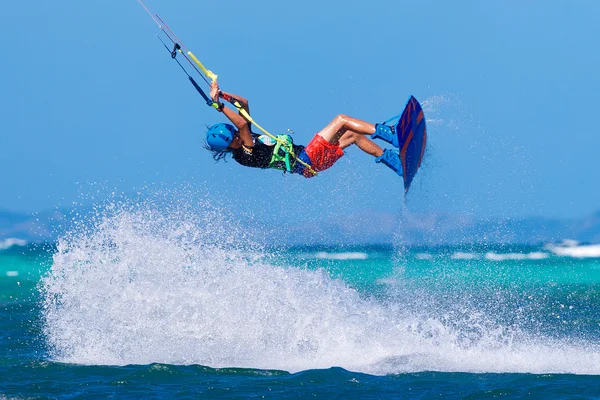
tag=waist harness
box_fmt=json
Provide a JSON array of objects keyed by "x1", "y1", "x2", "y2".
[{"x1": 258, "y1": 134, "x2": 295, "y2": 172}]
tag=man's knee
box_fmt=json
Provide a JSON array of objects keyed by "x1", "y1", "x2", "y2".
[{"x1": 334, "y1": 114, "x2": 349, "y2": 125}]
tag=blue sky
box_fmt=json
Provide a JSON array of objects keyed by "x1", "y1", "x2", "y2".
[{"x1": 2, "y1": 0, "x2": 599, "y2": 220}]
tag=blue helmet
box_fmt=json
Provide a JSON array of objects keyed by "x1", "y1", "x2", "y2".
[{"x1": 206, "y1": 123, "x2": 236, "y2": 152}]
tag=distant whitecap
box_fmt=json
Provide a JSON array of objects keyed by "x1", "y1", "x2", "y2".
[
  {"x1": 313, "y1": 252, "x2": 369, "y2": 260},
  {"x1": 415, "y1": 253, "x2": 433, "y2": 260},
  {"x1": 548, "y1": 243, "x2": 600, "y2": 259},
  {"x1": 0, "y1": 238, "x2": 28, "y2": 251},
  {"x1": 485, "y1": 252, "x2": 549, "y2": 261},
  {"x1": 451, "y1": 252, "x2": 479, "y2": 260}
]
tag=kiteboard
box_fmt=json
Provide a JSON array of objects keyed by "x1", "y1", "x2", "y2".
[{"x1": 394, "y1": 96, "x2": 427, "y2": 192}]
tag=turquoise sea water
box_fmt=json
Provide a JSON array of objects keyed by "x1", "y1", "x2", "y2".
[{"x1": 2, "y1": 206, "x2": 600, "y2": 398}]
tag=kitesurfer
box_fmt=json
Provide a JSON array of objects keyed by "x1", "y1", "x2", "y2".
[{"x1": 205, "y1": 82, "x2": 402, "y2": 178}]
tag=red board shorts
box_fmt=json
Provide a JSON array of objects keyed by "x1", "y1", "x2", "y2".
[{"x1": 294, "y1": 134, "x2": 345, "y2": 178}]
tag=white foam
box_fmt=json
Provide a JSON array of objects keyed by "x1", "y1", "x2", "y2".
[
  {"x1": 6, "y1": 271, "x2": 19, "y2": 277},
  {"x1": 451, "y1": 252, "x2": 479, "y2": 260},
  {"x1": 555, "y1": 239, "x2": 581, "y2": 247},
  {"x1": 0, "y1": 238, "x2": 28, "y2": 250},
  {"x1": 313, "y1": 252, "x2": 369, "y2": 260},
  {"x1": 40, "y1": 201, "x2": 600, "y2": 375},
  {"x1": 484, "y1": 252, "x2": 549, "y2": 261},
  {"x1": 415, "y1": 253, "x2": 433, "y2": 260},
  {"x1": 547, "y1": 243, "x2": 600, "y2": 259}
]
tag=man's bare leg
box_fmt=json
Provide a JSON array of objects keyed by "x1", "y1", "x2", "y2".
[
  {"x1": 317, "y1": 114, "x2": 377, "y2": 144},
  {"x1": 338, "y1": 132, "x2": 383, "y2": 157},
  {"x1": 316, "y1": 114, "x2": 401, "y2": 176}
]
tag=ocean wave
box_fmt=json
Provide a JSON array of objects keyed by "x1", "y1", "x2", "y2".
[
  {"x1": 0, "y1": 237, "x2": 28, "y2": 250},
  {"x1": 484, "y1": 252, "x2": 549, "y2": 261},
  {"x1": 547, "y1": 243, "x2": 600, "y2": 259},
  {"x1": 415, "y1": 253, "x2": 433, "y2": 260},
  {"x1": 313, "y1": 252, "x2": 369, "y2": 260},
  {"x1": 450, "y1": 252, "x2": 479, "y2": 260},
  {"x1": 40, "y1": 198, "x2": 600, "y2": 375}
]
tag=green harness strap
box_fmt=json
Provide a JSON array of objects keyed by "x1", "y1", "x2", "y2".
[{"x1": 260, "y1": 134, "x2": 295, "y2": 172}]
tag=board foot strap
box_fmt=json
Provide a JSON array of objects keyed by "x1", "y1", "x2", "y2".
[
  {"x1": 375, "y1": 149, "x2": 402, "y2": 176},
  {"x1": 371, "y1": 124, "x2": 397, "y2": 147}
]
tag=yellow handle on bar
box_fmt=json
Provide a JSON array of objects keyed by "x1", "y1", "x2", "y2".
[{"x1": 188, "y1": 51, "x2": 218, "y2": 82}]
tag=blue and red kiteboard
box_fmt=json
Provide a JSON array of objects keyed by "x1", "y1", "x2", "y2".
[{"x1": 395, "y1": 96, "x2": 427, "y2": 192}]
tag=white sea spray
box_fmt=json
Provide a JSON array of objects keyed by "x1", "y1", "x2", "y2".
[{"x1": 41, "y1": 198, "x2": 600, "y2": 375}]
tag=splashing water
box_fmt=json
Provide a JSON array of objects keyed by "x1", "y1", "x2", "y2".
[{"x1": 41, "y1": 199, "x2": 600, "y2": 375}]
